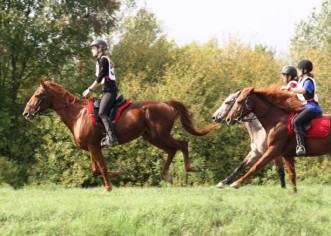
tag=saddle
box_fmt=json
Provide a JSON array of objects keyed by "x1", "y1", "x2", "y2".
[
  {"x1": 287, "y1": 112, "x2": 330, "y2": 138},
  {"x1": 88, "y1": 95, "x2": 131, "y2": 126}
]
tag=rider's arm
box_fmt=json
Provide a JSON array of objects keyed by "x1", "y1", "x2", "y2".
[
  {"x1": 96, "y1": 57, "x2": 109, "y2": 83},
  {"x1": 88, "y1": 81, "x2": 100, "y2": 91},
  {"x1": 289, "y1": 87, "x2": 306, "y2": 94}
]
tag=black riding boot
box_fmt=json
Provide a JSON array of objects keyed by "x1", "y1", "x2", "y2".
[
  {"x1": 295, "y1": 132, "x2": 306, "y2": 156},
  {"x1": 101, "y1": 119, "x2": 119, "y2": 147}
]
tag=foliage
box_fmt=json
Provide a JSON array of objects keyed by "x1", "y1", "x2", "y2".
[
  {"x1": 0, "y1": 0, "x2": 330, "y2": 188},
  {"x1": 0, "y1": 0, "x2": 121, "y2": 187}
]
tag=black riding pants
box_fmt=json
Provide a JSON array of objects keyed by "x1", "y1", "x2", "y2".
[
  {"x1": 99, "y1": 91, "x2": 117, "y2": 132},
  {"x1": 292, "y1": 108, "x2": 322, "y2": 134}
]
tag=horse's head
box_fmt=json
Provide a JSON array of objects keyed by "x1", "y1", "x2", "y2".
[
  {"x1": 212, "y1": 89, "x2": 241, "y2": 123},
  {"x1": 23, "y1": 81, "x2": 52, "y2": 121},
  {"x1": 226, "y1": 87, "x2": 254, "y2": 125}
]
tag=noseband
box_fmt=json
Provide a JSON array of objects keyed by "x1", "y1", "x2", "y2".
[{"x1": 234, "y1": 96, "x2": 253, "y2": 122}]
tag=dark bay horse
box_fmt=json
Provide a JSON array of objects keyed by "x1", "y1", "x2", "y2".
[
  {"x1": 23, "y1": 81, "x2": 219, "y2": 192},
  {"x1": 212, "y1": 90, "x2": 286, "y2": 188},
  {"x1": 225, "y1": 85, "x2": 331, "y2": 193}
]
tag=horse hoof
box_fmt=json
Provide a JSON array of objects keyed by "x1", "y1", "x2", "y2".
[
  {"x1": 119, "y1": 168, "x2": 129, "y2": 175},
  {"x1": 163, "y1": 174, "x2": 173, "y2": 184},
  {"x1": 229, "y1": 182, "x2": 240, "y2": 189},
  {"x1": 196, "y1": 165, "x2": 203, "y2": 172},
  {"x1": 216, "y1": 182, "x2": 226, "y2": 188},
  {"x1": 103, "y1": 186, "x2": 113, "y2": 193}
]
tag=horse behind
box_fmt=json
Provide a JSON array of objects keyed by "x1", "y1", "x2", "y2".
[
  {"x1": 212, "y1": 89, "x2": 286, "y2": 189},
  {"x1": 23, "y1": 81, "x2": 219, "y2": 192},
  {"x1": 226, "y1": 86, "x2": 331, "y2": 193}
]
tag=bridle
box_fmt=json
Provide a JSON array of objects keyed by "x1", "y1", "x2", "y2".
[
  {"x1": 26, "y1": 84, "x2": 82, "y2": 117},
  {"x1": 233, "y1": 93, "x2": 274, "y2": 123},
  {"x1": 26, "y1": 86, "x2": 48, "y2": 117}
]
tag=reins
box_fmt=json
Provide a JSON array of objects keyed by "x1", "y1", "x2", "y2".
[{"x1": 53, "y1": 96, "x2": 84, "y2": 112}]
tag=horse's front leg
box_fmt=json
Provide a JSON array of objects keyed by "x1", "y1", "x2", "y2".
[
  {"x1": 283, "y1": 156, "x2": 297, "y2": 193},
  {"x1": 230, "y1": 146, "x2": 280, "y2": 189},
  {"x1": 88, "y1": 147, "x2": 112, "y2": 192},
  {"x1": 273, "y1": 157, "x2": 286, "y2": 188},
  {"x1": 217, "y1": 150, "x2": 260, "y2": 188}
]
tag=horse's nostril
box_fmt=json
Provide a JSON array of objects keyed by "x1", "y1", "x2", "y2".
[
  {"x1": 226, "y1": 118, "x2": 231, "y2": 124},
  {"x1": 23, "y1": 112, "x2": 27, "y2": 117},
  {"x1": 212, "y1": 116, "x2": 216, "y2": 121}
]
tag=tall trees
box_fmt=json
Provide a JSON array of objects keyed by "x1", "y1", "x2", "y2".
[{"x1": 0, "y1": 0, "x2": 121, "y2": 186}]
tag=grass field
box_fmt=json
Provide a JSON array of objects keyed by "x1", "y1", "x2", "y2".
[{"x1": 0, "y1": 184, "x2": 330, "y2": 236}]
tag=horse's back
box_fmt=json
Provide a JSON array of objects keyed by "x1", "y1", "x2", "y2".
[
  {"x1": 115, "y1": 100, "x2": 174, "y2": 136},
  {"x1": 112, "y1": 100, "x2": 175, "y2": 144}
]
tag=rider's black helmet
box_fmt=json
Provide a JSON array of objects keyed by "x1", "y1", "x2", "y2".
[
  {"x1": 298, "y1": 60, "x2": 313, "y2": 73},
  {"x1": 280, "y1": 66, "x2": 297, "y2": 78},
  {"x1": 89, "y1": 39, "x2": 107, "y2": 50}
]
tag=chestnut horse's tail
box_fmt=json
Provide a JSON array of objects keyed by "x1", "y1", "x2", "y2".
[{"x1": 166, "y1": 100, "x2": 219, "y2": 136}]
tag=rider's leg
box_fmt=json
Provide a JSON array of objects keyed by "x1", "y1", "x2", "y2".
[
  {"x1": 99, "y1": 92, "x2": 118, "y2": 147},
  {"x1": 292, "y1": 109, "x2": 321, "y2": 155}
]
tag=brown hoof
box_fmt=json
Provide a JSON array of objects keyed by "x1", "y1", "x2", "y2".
[{"x1": 103, "y1": 186, "x2": 113, "y2": 193}]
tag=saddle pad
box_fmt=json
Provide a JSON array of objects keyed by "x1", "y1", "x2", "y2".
[
  {"x1": 287, "y1": 112, "x2": 330, "y2": 138},
  {"x1": 88, "y1": 98, "x2": 131, "y2": 125},
  {"x1": 114, "y1": 99, "x2": 131, "y2": 122},
  {"x1": 88, "y1": 99, "x2": 98, "y2": 125}
]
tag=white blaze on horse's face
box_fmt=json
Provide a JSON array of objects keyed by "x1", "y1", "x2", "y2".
[{"x1": 212, "y1": 90, "x2": 241, "y2": 122}]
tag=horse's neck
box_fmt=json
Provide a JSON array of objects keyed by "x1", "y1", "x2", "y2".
[
  {"x1": 244, "y1": 118, "x2": 266, "y2": 146},
  {"x1": 252, "y1": 96, "x2": 284, "y2": 133},
  {"x1": 51, "y1": 91, "x2": 83, "y2": 132}
]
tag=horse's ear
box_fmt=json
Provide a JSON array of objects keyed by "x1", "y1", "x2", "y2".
[{"x1": 39, "y1": 79, "x2": 46, "y2": 88}]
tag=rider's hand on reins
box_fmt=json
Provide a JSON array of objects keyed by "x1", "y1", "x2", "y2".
[{"x1": 82, "y1": 87, "x2": 92, "y2": 98}]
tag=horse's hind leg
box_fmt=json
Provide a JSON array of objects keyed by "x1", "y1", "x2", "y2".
[
  {"x1": 143, "y1": 134, "x2": 177, "y2": 182},
  {"x1": 144, "y1": 134, "x2": 200, "y2": 182},
  {"x1": 283, "y1": 156, "x2": 297, "y2": 193},
  {"x1": 273, "y1": 157, "x2": 286, "y2": 188},
  {"x1": 165, "y1": 136, "x2": 200, "y2": 172}
]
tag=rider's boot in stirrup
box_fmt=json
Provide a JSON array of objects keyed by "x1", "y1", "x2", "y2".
[
  {"x1": 295, "y1": 132, "x2": 306, "y2": 156},
  {"x1": 101, "y1": 122, "x2": 119, "y2": 147}
]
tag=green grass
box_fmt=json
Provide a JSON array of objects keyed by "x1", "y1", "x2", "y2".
[{"x1": 0, "y1": 185, "x2": 330, "y2": 236}]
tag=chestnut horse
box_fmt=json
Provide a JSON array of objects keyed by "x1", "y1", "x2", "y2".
[
  {"x1": 23, "y1": 81, "x2": 218, "y2": 192},
  {"x1": 212, "y1": 89, "x2": 286, "y2": 189},
  {"x1": 225, "y1": 86, "x2": 331, "y2": 193}
]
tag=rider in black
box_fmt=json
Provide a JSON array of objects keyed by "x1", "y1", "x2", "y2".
[{"x1": 82, "y1": 39, "x2": 119, "y2": 147}]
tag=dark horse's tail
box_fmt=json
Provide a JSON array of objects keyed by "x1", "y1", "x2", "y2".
[{"x1": 166, "y1": 100, "x2": 219, "y2": 136}]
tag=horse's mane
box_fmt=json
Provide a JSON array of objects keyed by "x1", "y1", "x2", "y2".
[
  {"x1": 253, "y1": 85, "x2": 303, "y2": 112},
  {"x1": 45, "y1": 81, "x2": 77, "y2": 99}
]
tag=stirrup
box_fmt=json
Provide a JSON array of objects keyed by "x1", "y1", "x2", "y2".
[
  {"x1": 101, "y1": 134, "x2": 118, "y2": 147},
  {"x1": 296, "y1": 145, "x2": 306, "y2": 155}
]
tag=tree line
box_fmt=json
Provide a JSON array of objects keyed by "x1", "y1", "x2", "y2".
[{"x1": 0, "y1": 0, "x2": 330, "y2": 188}]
